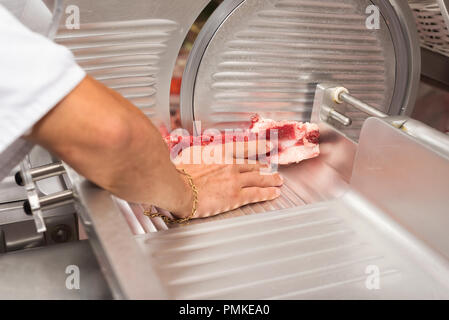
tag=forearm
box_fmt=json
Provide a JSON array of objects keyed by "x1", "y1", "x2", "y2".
[{"x1": 26, "y1": 76, "x2": 192, "y2": 216}]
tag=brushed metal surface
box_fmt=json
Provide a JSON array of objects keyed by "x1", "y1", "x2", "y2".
[
  {"x1": 0, "y1": 166, "x2": 26, "y2": 203},
  {"x1": 65, "y1": 114, "x2": 449, "y2": 299},
  {"x1": 55, "y1": 19, "x2": 178, "y2": 119},
  {"x1": 126, "y1": 117, "x2": 449, "y2": 299},
  {"x1": 33, "y1": 0, "x2": 447, "y2": 299},
  {"x1": 136, "y1": 197, "x2": 449, "y2": 299},
  {"x1": 55, "y1": 0, "x2": 209, "y2": 128},
  {"x1": 0, "y1": 201, "x2": 78, "y2": 252},
  {"x1": 351, "y1": 117, "x2": 449, "y2": 262},
  {"x1": 64, "y1": 165, "x2": 169, "y2": 299},
  {"x1": 0, "y1": 240, "x2": 111, "y2": 299},
  {"x1": 0, "y1": 0, "x2": 63, "y2": 37}
]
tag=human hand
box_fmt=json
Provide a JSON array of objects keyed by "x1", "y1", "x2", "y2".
[{"x1": 173, "y1": 162, "x2": 283, "y2": 219}]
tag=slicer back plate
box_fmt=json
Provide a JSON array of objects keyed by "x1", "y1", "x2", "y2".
[
  {"x1": 54, "y1": 0, "x2": 209, "y2": 128},
  {"x1": 181, "y1": 0, "x2": 420, "y2": 140}
]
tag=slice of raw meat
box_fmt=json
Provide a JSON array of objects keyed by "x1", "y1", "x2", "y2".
[
  {"x1": 162, "y1": 115, "x2": 320, "y2": 165},
  {"x1": 250, "y1": 116, "x2": 320, "y2": 164},
  {"x1": 249, "y1": 115, "x2": 320, "y2": 165}
]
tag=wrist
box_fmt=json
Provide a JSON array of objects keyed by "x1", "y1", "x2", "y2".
[{"x1": 172, "y1": 171, "x2": 194, "y2": 218}]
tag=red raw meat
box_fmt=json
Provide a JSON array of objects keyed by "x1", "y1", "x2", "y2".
[
  {"x1": 163, "y1": 115, "x2": 320, "y2": 165},
  {"x1": 249, "y1": 115, "x2": 320, "y2": 165}
]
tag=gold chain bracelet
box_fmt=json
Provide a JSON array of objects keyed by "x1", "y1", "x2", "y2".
[{"x1": 143, "y1": 168, "x2": 198, "y2": 224}]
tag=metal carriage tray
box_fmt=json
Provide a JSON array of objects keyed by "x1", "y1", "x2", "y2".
[{"x1": 69, "y1": 87, "x2": 449, "y2": 299}]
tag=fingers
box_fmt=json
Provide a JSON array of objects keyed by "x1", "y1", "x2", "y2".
[
  {"x1": 231, "y1": 140, "x2": 274, "y2": 159},
  {"x1": 174, "y1": 141, "x2": 275, "y2": 166},
  {"x1": 236, "y1": 163, "x2": 264, "y2": 173},
  {"x1": 239, "y1": 187, "x2": 281, "y2": 205},
  {"x1": 240, "y1": 171, "x2": 283, "y2": 188}
]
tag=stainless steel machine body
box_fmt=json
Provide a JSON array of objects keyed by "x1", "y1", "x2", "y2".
[
  {"x1": 1, "y1": 0, "x2": 449, "y2": 299},
  {"x1": 64, "y1": 84, "x2": 449, "y2": 299}
]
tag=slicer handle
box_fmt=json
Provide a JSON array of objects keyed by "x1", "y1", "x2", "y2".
[
  {"x1": 329, "y1": 86, "x2": 449, "y2": 156},
  {"x1": 15, "y1": 162, "x2": 65, "y2": 186},
  {"x1": 23, "y1": 190, "x2": 74, "y2": 216}
]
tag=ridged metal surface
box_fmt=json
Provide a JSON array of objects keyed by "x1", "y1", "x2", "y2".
[
  {"x1": 410, "y1": 0, "x2": 449, "y2": 57},
  {"x1": 122, "y1": 163, "x2": 339, "y2": 232},
  {"x1": 120, "y1": 116, "x2": 449, "y2": 299},
  {"x1": 55, "y1": 19, "x2": 178, "y2": 117},
  {"x1": 123, "y1": 179, "x2": 306, "y2": 231},
  {"x1": 78, "y1": 98, "x2": 449, "y2": 299},
  {"x1": 136, "y1": 203, "x2": 418, "y2": 299},
  {"x1": 115, "y1": 199, "x2": 169, "y2": 233},
  {"x1": 172, "y1": 174, "x2": 308, "y2": 226},
  {"x1": 122, "y1": 139, "x2": 353, "y2": 231},
  {"x1": 190, "y1": 0, "x2": 397, "y2": 139},
  {"x1": 123, "y1": 178, "x2": 306, "y2": 232}
]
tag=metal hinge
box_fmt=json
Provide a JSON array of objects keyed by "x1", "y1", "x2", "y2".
[{"x1": 15, "y1": 160, "x2": 74, "y2": 233}]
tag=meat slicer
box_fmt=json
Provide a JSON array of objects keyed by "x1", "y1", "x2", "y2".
[{"x1": 1, "y1": 0, "x2": 449, "y2": 299}]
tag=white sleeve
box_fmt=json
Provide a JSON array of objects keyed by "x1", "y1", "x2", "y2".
[{"x1": 0, "y1": 4, "x2": 86, "y2": 179}]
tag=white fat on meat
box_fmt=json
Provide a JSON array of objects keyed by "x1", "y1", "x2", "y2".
[{"x1": 249, "y1": 115, "x2": 320, "y2": 165}]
